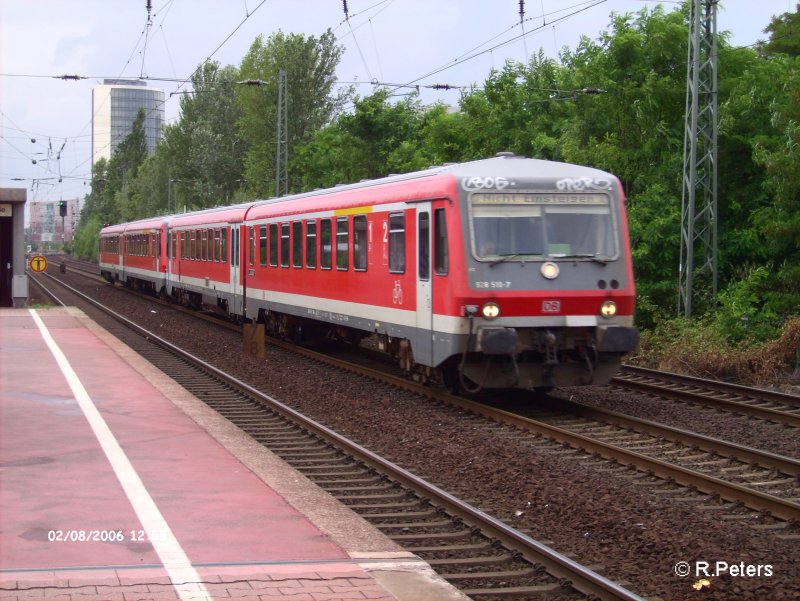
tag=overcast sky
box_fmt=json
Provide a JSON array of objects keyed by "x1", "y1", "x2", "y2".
[{"x1": 0, "y1": 0, "x2": 794, "y2": 204}]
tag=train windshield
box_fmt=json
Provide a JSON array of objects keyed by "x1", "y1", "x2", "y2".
[{"x1": 469, "y1": 192, "x2": 616, "y2": 261}]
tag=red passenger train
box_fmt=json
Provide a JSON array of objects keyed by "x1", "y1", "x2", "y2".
[{"x1": 100, "y1": 154, "x2": 638, "y2": 392}]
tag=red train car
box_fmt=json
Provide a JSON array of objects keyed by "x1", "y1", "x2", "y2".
[
  {"x1": 101, "y1": 155, "x2": 639, "y2": 392},
  {"x1": 165, "y1": 204, "x2": 249, "y2": 312},
  {"x1": 99, "y1": 216, "x2": 169, "y2": 295}
]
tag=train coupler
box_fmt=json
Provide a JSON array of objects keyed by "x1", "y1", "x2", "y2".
[{"x1": 541, "y1": 330, "x2": 559, "y2": 387}]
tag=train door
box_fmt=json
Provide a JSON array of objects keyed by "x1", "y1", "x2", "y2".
[
  {"x1": 116, "y1": 235, "x2": 123, "y2": 276},
  {"x1": 229, "y1": 223, "x2": 241, "y2": 315},
  {"x1": 164, "y1": 225, "x2": 178, "y2": 294},
  {"x1": 415, "y1": 203, "x2": 433, "y2": 364}
]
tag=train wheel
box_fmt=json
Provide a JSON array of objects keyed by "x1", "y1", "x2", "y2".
[{"x1": 440, "y1": 358, "x2": 463, "y2": 394}]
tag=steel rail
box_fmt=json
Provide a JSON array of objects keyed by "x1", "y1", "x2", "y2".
[
  {"x1": 620, "y1": 365, "x2": 800, "y2": 406},
  {"x1": 615, "y1": 366, "x2": 800, "y2": 427},
  {"x1": 547, "y1": 396, "x2": 800, "y2": 477}
]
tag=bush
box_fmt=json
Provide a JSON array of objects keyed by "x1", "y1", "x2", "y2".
[{"x1": 632, "y1": 316, "x2": 800, "y2": 386}]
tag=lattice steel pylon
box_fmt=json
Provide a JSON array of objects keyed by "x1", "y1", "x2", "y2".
[
  {"x1": 275, "y1": 69, "x2": 288, "y2": 197},
  {"x1": 679, "y1": 0, "x2": 719, "y2": 318}
]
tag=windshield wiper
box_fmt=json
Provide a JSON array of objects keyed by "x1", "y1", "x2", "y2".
[
  {"x1": 488, "y1": 253, "x2": 537, "y2": 267},
  {"x1": 551, "y1": 253, "x2": 610, "y2": 265}
]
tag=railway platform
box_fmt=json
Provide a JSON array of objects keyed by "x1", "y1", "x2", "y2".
[{"x1": 0, "y1": 307, "x2": 468, "y2": 601}]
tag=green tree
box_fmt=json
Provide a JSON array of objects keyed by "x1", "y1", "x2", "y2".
[
  {"x1": 163, "y1": 62, "x2": 246, "y2": 208},
  {"x1": 291, "y1": 89, "x2": 456, "y2": 190},
  {"x1": 237, "y1": 29, "x2": 349, "y2": 195},
  {"x1": 759, "y1": 3, "x2": 800, "y2": 56}
]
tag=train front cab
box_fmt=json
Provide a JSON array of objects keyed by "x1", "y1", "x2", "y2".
[{"x1": 442, "y1": 167, "x2": 639, "y2": 392}]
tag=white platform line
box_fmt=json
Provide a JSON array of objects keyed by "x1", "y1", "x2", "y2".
[{"x1": 29, "y1": 309, "x2": 213, "y2": 601}]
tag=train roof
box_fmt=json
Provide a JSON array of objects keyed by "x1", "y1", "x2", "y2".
[
  {"x1": 99, "y1": 154, "x2": 621, "y2": 233},
  {"x1": 245, "y1": 154, "x2": 621, "y2": 219},
  {"x1": 99, "y1": 215, "x2": 170, "y2": 235},
  {"x1": 165, "y1": 202, "x2": 253, "y2": 227}
]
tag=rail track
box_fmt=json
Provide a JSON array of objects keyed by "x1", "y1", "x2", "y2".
[
  {"x1": 614, "y1": 365, "x2": 800, "y2": 428},
  {"x1": 31, "y1": 270, "x2": 645, "y2": 601}
]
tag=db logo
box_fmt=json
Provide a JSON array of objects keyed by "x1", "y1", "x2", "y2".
[{"x1": 542, "y1": 300, "x2": 561, "y2": 313}]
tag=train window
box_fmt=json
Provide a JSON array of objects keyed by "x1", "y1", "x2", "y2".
[
  {"x1": 292, "y1": 221, "x2": 302, "y2": 268},
  {"x1": 180, "y1": 232, "x2": 185, "y2": 259},
  {"x1": 306, "y1": 220, "x2": 317, "y2": 269},
  {"x1": 336, "y1": 217, "x2": 349, "y2": 270},
  {"x1": 470, "y1": 193, "x2": 615, "y2": 260},
  {"x1": 389, "y1": 212, "x2": 405, "y2": 274},
  {"x1": 208, "y1": 229, "x2": 214, "y2": 260},
  {"x1": 259, "y1": 225, "x2": 267, "y2": 266},
  {"x1": 269, "y1": 223, "x2": 278, "y2": 266},
  {"x1": 353, "y1": 215, "x2": 367, "y2": 271},
  {"x1": 215, "y1": 228, "x2": 221, "y2": 262},
  {"x1": 221, "y1": 228, "x2": 228, "y2": 263},
  {"x1": 201, "y1": 230, "x2": 207, "y2": 261},
  {"x1": 249, "y1": 227, "x2": 255, "y2": 266},
  {"x1": 418, "y1": 212, "x2": 430, "y2": 281},
  {"x1": 280, "y1": 223, "x2": 290, "y2": 267},
  {"x1": 320, "y1": 219, "x2": 332, "y2": 269},
  {"x1": 434, "y1": 208, "x2": 448, "y2": 275}
]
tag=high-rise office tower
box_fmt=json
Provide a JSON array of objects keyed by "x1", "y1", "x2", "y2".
[{"x1": 91, "y1": 79, "x2": 164, "y2": 166}]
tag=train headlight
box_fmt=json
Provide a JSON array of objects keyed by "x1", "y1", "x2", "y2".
[
  {"x1": 541, "y1": 262, "x2": 559, "y2": 280},
  {"x1": 600, "y1": 300, "x2": 617, "y2": 318},
  {"x1": 481, "y1": 302, "x2": 501, "y2": 320}
]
